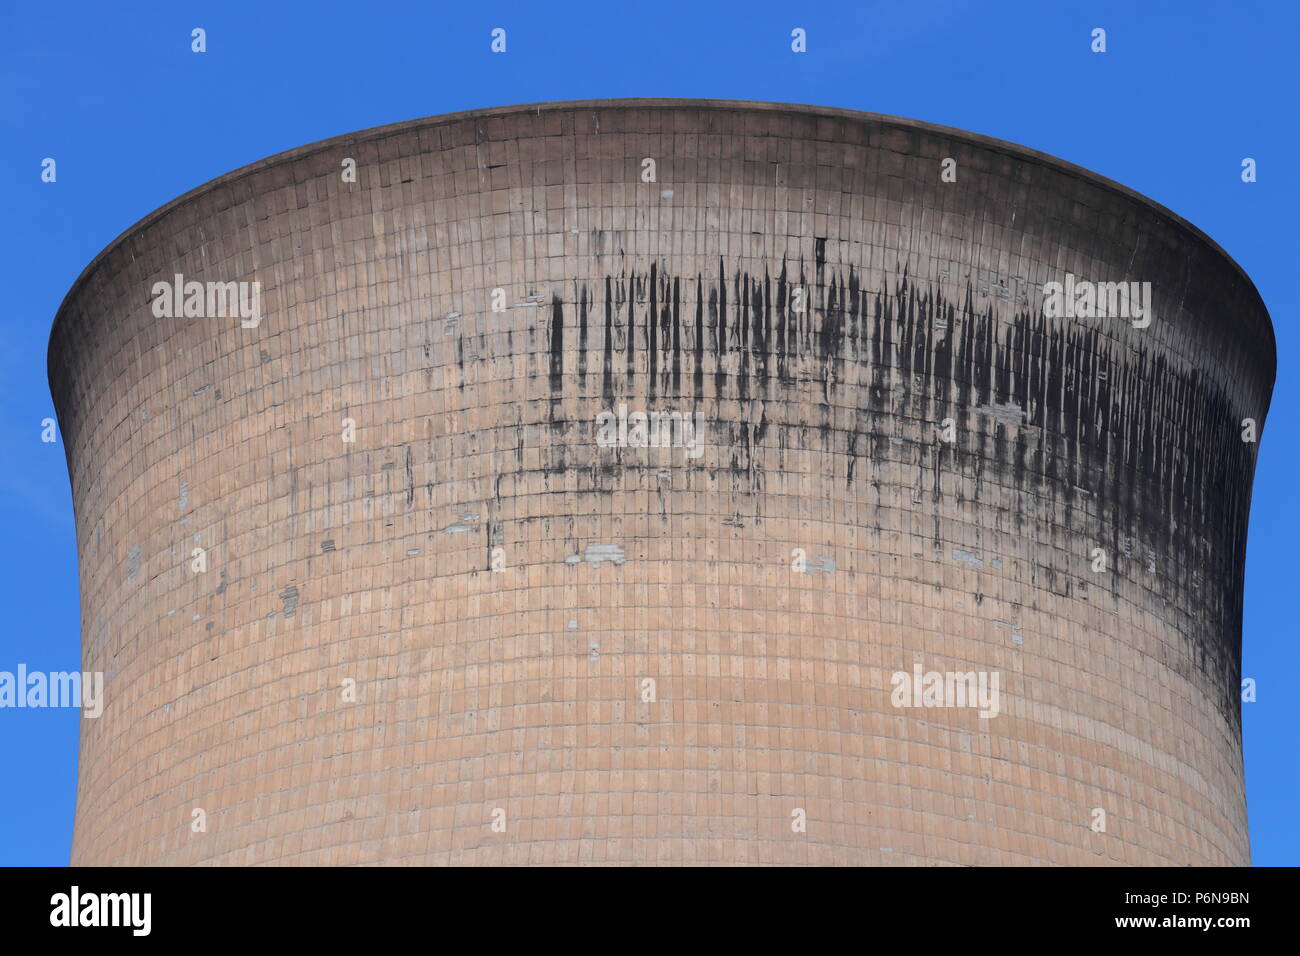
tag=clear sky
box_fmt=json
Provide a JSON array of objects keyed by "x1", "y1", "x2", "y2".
[{"x1": 0, "y1": 0, "x2": 1294, "y2": 866}]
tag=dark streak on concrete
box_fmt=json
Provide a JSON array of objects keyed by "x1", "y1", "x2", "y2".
[{"x1": 540, "y1": 258, "x2": 1262, "y2": 725}]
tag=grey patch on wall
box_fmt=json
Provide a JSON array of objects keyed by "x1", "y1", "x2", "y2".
[
  {"x1": 178, "y1": 481, "x2": 189, "y2": 513},
  {"x1": 971, "y1": 402, "x2": 1026, "y2": 427},
  {"x1": 567, "y1": 543, "x2": 626, "y2": 568},
  {"x1": 321, "y1": 539, "x2": 336, "y2": 553},
  {"x1": 798, "y1": 554, "x2": 837, "y2": 574},
  {"x1": 952, "y1": 549, "x2": 984, "y2": 569},
  {"x1": 995, "y1": 620, "x2": 1025, "y2": 645},
  {"x1": 279, "y1": 585, "x2": 299, "y2": 618},
  {"x1": 125, "y1": 544, "x2": 141, "y2": 580},
  {"x1": 442, "y1": 512, "x2": 481, "y2": 534}
]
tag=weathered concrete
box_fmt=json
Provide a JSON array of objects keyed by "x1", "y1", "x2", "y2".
[{"x1": 49, "y1": 99, "x2": 1274, "y2": 865}]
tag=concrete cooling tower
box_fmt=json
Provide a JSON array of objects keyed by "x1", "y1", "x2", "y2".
[{"x1": 48, "y1": 99, "x2": 1275, "y2": 866}]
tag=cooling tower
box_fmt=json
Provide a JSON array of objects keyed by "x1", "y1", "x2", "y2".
[{"x1": 49, "y1": 99, "x2": 1274, "y2": 866}]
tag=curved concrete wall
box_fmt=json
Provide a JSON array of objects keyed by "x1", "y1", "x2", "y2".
[{"x1": 49, "y1": 99, "x2": 1274, "y2": 865}]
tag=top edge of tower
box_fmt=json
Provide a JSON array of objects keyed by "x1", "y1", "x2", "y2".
[{"x1": 47, "y1": 97, "x2": 1276, "y2": 368}]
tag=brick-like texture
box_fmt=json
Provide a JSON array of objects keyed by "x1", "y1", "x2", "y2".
[{"x1": 49, "y1": 100, "x2": 1274, "y2": 865}]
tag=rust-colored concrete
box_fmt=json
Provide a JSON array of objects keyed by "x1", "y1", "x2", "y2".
[{"x1": 50, "y1": 100, "x2": 1274, "y2": 865}]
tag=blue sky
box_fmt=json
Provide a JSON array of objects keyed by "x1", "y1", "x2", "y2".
[{"x1": 0, "y1": 0, "x2": 1294, "y2": 865}]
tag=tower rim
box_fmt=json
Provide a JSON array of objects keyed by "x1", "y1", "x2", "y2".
[{"x1": 47, "y1": 97, "x2": 1277, "y2": 377}]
